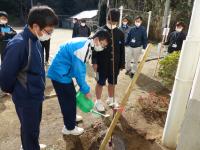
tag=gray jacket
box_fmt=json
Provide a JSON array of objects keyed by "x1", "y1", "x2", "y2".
[{"x1": 119, "y1": 25, "x2": 131, "y2": 42}]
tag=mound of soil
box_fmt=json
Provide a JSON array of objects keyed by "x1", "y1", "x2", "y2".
[{"x1": 137, "y1": 92, "x2": 169, "y2": 126}]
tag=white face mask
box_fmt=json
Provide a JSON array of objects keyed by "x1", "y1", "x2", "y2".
[
  {"x1": 90, "y1": 39, "x2": 104, "y2": 52},
  {"x1": 94, "y1": 45, "x2": 104, "y2": 52},
  {"x1": 122, "y1": 22, "x2": 128, "y2": 26},
  {"x1": 73, "y1": 19, "x2": 77, "y2": 24},
  {"x1": 35, "y1": 30, "x2": 51, "y2": 41},
  {"x1": 106, "y1": 23, "x2": 117, "y2": 29},
  {"x1": 135, "y1": 22, "x2": 141, "y2": 27},
  {"x1": 0, "y1": 20, "x2": 7, "y2": 24},
  {"x1": 176, "y1": 28, "x2": 182, "y2": 32},
  {"x1": 81, "y1": 23, "x2": 86, "y2": 26}
]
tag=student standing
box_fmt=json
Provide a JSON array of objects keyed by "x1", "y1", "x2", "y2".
[
  {"x1": 92, "y1": 9, "x2": 125, "y2": 112},
  {"x1": 0, "y1": 11, "x2": 16, "y2": 98},
  {"x1": 72, "y1": 18, "x2": 79, "y2": 38},
  {"x1": 41, "y1": 39, "x2": 51, "y2": 65},
  {"x1": 164, "y1": 21, "x2": 186, "y2": 53},
  {"x1": 0, "y1": 11, "x2": 16, "y2": 60},
  {"x1": 76, "y1": 19, "x2": 91, "y2": 37},
  {"x1": 125, "y1": 16, "x2": 147, "y2": 78},
  {"x1": 119, "y1": 16, "x2": 131, "y2": 42},
  {"x1": 0, "y1": 6, "x2": 58, "y2": 150}
]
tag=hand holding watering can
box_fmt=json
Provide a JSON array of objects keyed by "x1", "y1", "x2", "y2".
[
  {"x1": 85, "y1": 92, "x2": 92, "y2": 99},
  {"x1": 76, "y1": 92, "x2": 110, "y2": 118}
]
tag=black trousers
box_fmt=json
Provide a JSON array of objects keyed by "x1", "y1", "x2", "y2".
[
  {"x1": 15, "y1": 102, "x2": 42, "y2": 150},
  {"x1": 41, "y1": 39, "x2": 50, "y2": 62},
  {"x1": 52, "y1": 80, "x2": 76, "y2": 130}
]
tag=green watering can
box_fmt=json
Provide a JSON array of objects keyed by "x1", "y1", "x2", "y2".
[
  {"x1": 76, "y1": 91, "x2": 110, "y2": 118},
  {"x1": 76, "y1": 91, "x2": 94, "y2": 113}
]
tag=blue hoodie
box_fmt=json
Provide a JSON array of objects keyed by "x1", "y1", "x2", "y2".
[
  {"x1": 47, "y1": 38, "x2": 91, "y2": 94},
  {"x1": 0, "y1": 25, "x2": 45, "y2": 106}
]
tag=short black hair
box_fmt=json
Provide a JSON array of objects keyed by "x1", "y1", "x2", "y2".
[
  {"x1": 123, "y1": 16, "x2": 129, "y2": 22},
  {"x1": 0, "y1": 11, "x2": 8, "y2": 18},
  {"x1": 176, "y1": 21, "x2": 185, "y2": 28},
  {"x1": 80, "y1": 19, "x2": 86, "y2": 23},
  {"x1": 107, "y1": 9, "x2": 120, "y2": 22},
  {"x1": 135, "y1": 16, "x2": 143, "y2": 21},
  {"x1": 92, "y1": 29, "x2": 111, "y2": 43},
  {"x1": 28, "y1": 5, "x2": 58, "y2": 29}
]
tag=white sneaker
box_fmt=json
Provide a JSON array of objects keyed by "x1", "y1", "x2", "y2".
[
  {"x1": 62, "y1": 126, "x2": 84, "y2": 135},
  {"x1": 95, "y1": 100, "x2": 105, "y2": 112},
  {"x1": 106, "y1": 98, "x2": 119, "y2": 108},
  {"x1": 76, "y1": 115, "x2": 83, "y2": 122},
  {"x1": 20, "y1": 144, "x2": 46, "y2": 150}
]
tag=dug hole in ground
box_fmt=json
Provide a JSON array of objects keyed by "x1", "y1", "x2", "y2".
[{"x1": 0, "y1": 29, "x2": 173, "y2": 150}]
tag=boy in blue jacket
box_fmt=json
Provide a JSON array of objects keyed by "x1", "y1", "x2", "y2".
[
  {"x1": 47, "y1": 30, "x2": 110, "y2": 135},
  {"x1": 0, "y1": 6, "x2": 58, "y2": 150}
]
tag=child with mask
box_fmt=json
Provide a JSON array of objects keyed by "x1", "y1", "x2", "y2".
[
  {"x1": 0, "y1": 6, "x2": 58, "y2": 150},
  {"x1": 0, "y1": 11, "x2": 16, "y2": 60},
  {"x1": 72, "y1": 18, "x2": 79, "y2": 38},
  {"x1": 47, "y1": 30, "x2": 110, "y2": 135},
  {"x1": 164, "y1": 21, "x2": 186, "y2": 53},
  {"x1": 92, "y1": 9, "x2": 125, "y2": 112},
  {"x1": 76, "y1": 19, "x2": 91, "y2": 37},
  {"x1": 0, "y1": 11, "x2": 16, "y2": 98},
  {"x1": 120, "y1": 16, "x2": 131, "y2": 42},
  {"x1": 125, "y1": 16, "x2": 148, "y2": 78}
]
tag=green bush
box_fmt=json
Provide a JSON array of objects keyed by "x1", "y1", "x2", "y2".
[{"x1": 158, "y1": 51, "x2": 180, "y2": 88}]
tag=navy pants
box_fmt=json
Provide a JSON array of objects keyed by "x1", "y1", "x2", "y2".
[
  {"x1": 41, "y1": 39, "x2": 50, "y2": 62},
  {"x1": 15, "y1": 102, "x2": 42, "y2": 150},
  {"x1": 52, "y1": 80, "x2": 76, "y2": 130}
]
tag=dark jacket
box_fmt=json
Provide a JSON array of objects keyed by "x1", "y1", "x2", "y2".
[
  {"x1": 126, "y1": 25, "x2": 147, "y2": 49},
  {"x1": 0, "y1": 24, "x2": 16, "y2": 56},
  {"x1": 72, "y1": 22, "x2": 79, "y2": 38},
  {"x1": 0, "y1": 25, "x2": 45, "y2": 106},
  {"x1": 76, "y1": 25, "x2": 91, "y2": 37},
  {"x1": 164, "y1": 31, "x2": 186, "y2": 53},
  {"x1": 92, "y1": 25, "x2": 125, "y2": 76}
]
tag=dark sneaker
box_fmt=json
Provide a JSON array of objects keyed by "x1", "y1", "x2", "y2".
[{"x1": 129, "y1": 73, "x2": 134, "y2": 78}]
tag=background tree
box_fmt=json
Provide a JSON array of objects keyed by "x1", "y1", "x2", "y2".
[{"x1": 0, "y1": 0, "x2": 194, "y2": 41}]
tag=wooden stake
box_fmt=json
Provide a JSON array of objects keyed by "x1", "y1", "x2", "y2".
[
  {"x1": 153, "y1": 43, "x2": 164, "y2": 77},
  {"x1": 99, "y1": 44, "x2": 153, "y2": 150}
]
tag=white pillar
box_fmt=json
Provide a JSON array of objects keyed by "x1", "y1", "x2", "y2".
[
  {"x1": 162, "y1": 0, "x2": 200, "y2": 148},
  {"x1": 162, "y1": 0, "x2": 170, "y2": 28},
  {"x1": 119, "y1": 5, "x2": 123, "y2": 27},
  {"x1": 177, "y1": 56, "x2": 200, "y2": 150},
  {"x1": 146, "y1": 11, "x2": 152, "y2": 37}
]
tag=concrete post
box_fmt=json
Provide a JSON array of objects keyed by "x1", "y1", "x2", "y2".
[
  {"x1": 119, "y1": 6, "x2": 123, "y2": 27},
  {"x1": 162, "y1": 0, "x2": 200, "y2": 148},
  {"x1": 177, "y1": 56, "x2": 200, "y2": 150},
  {"x1": 162, "y1": 0, "x2": 170, "y2": 28},
  {"x1": 146, "y1": 11, "x2": 152, "y2": 37}
]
